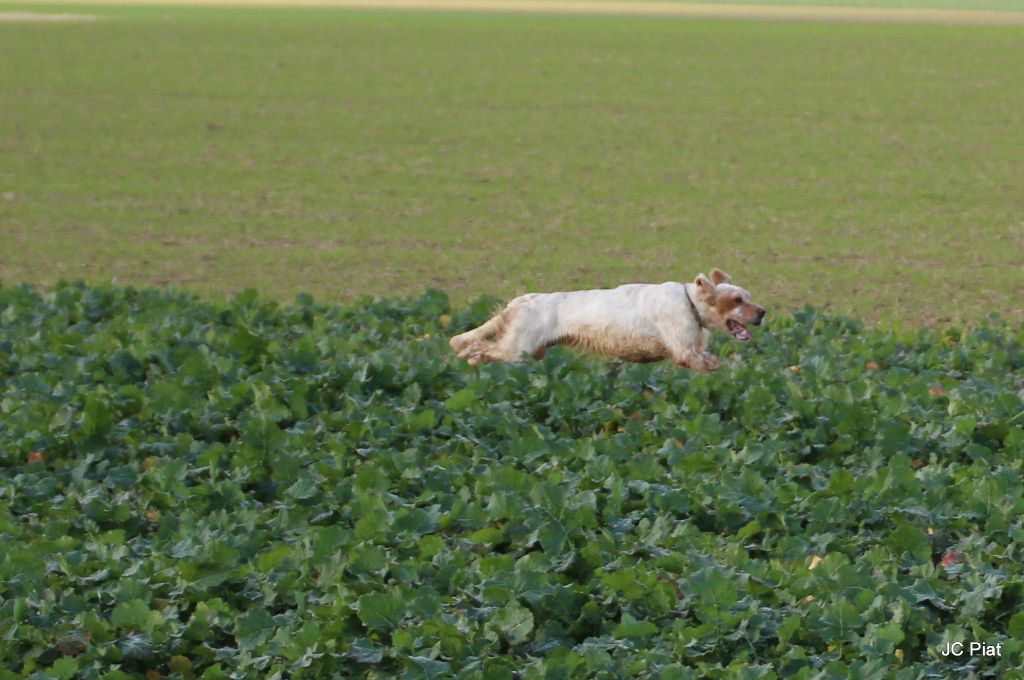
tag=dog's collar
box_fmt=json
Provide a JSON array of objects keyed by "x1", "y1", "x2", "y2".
[{"x1": 684, "y1": 284, "x2": 706, "y2": 329}]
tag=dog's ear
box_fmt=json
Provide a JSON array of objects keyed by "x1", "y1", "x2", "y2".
[
  {"x1": 710, "y1": 268, "x2": 732, "y2": 285},
  {"x1": 694, "y1": 274, "x2": 716, "y2": 300}
]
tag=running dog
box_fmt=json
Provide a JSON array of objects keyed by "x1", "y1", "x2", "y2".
[{"x1": 449, "y1": 269, "x2": 765, "y2": 371}]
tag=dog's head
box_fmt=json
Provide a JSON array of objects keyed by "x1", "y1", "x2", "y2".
[{"x1": 691, "y1": 268, "x2": 766, "y2": 342}]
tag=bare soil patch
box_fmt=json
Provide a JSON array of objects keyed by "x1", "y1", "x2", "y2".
[
  {"x1": 0, "y1": 11, "x2": 96, "y2": 21},
  {"x1": 13, "y1": 0, "x2": 1024, "y2": 25},
  {"x1": 317, "y1": 0, "x2": 1024, "y2": 25}
]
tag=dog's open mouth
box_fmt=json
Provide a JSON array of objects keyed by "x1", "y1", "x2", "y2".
[{"x1": 727, "y1": 319, "x2": 753, "y2": 342}]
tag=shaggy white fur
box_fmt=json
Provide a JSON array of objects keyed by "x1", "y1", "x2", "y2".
[{"x1": 449, "y1": 269, "x2": 765, "y2": 371}]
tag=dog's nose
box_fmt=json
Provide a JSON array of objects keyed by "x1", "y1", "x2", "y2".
[{"x1": 753, "y1": 307, "x2": 766, "y2": 325}]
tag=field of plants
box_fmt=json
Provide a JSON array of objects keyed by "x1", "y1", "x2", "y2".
[{"x1": 2, "y1": 282, "x2": 1023, "y2": 678}]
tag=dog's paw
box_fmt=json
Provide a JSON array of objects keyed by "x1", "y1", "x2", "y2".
[
  {"x1": 701, "y1": 354, "x2": 721, "y2": 372},
  {"x1": 674, "y1": 352, "x2": 718, "y2": 372}
]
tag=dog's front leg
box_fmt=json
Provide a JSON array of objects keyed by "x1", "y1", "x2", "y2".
[
  {"x1": 673, "y1": 350, "x2": 719, "y2": 372},
  {"x1": 658, "y1": 321, "x2": 720, "y2": 372},
  {"x1": 698, "y1": 353, "x2": 721, "y2": 372}
]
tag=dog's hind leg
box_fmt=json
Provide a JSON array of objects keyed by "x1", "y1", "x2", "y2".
[
  {"x1": 451, "y1": 294, "x2": 547, "y2": 364},
  {"x1": 486, "y1": 319, "x2": 550, "y2": 363},
  {"x1": 456, "y1": 338, "x2": 496, "y2": 363},
  {"x1": 457, "y1": 328, "x2": 530, "y2": 365},
  {"x1": 450, "y1": 294, "x2": 540, "y2": 356},
  {"x1": 449, "y1": 312, "x2": 507, "y2": 354}
]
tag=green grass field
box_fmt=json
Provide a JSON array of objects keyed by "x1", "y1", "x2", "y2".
[{"x1": 1, "y1": 4, "x2": 1023, "y2": 325}]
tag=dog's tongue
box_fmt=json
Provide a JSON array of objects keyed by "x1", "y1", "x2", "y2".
[{"x1": 727, "y1": 320, "x2": 752, "y2": 342}]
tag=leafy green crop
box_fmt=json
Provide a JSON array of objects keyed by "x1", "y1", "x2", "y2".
[{"x1": 1, "y1": 283, "x2": 1022, "y2": 678}]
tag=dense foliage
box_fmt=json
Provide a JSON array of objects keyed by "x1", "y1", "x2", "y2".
[{"x1": 1, "y1": 283, "x2": 1022, "y2": 679}]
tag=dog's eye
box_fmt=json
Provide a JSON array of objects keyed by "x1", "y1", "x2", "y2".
[{"x1": 733, "y1": 296, "x2": 742, "y2": 304}]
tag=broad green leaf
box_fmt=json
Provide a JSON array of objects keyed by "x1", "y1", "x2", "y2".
[
  {"x1": 887, "y1": 520, "x2": 931, "y2": 561},
  {"x1": 820, "y1": 598, "x2": 864, "y2": 640},
  {"x1": 1010, "y1": 612, "x2": 1024, "y2": 638},
  {"x1": 954, "y1": 415, "x2": 977, "y2": 436},
  {"x1": 234, "y1": 610, "x2": 275, "y2": 652},
  {"x1": 470, "y1": 527, "x2": 503, "y2": 544},
  {"x1": 285, "y1": 469, "x2": 324, "y2": 500},
  {"x1": 257, "y1": 545, "x2": 292, "y2": 572},
  {"x1": 612, "y1": 614, "x2": 658, "y2": 639},
  {"x1": 777, "y1": 614, "x2": 802, "y2": 645},
  {"x1": 111, "y1": 600, "x2": 154, "y2": 630},
  {"x1": 444, "y1": 386, "x2": 477, "y2": 412},
  {"x1": 736, "y1": 520, "x2": 761, "y2": 540},
  {"x1": 348, "y1": 638, "x2": 384, "y2": 664},
  {"x1": 200, "y1": 664, "x2": 230, "y2": 680},
  {"x1": 356, "y1": 592, "x2": 405, "y2": 631},
  {"x1": 491, "y1": 602, "x2": 534, "y2": 645},
  {"x1": 48, "y1": 657, "x2": 78, "y2": 680},
  {"x1": 409, "y1": 409, "x2": 437, "y2": 430},
  {"x1": 688, "y1": 568, "x2": 739, "y2": 608}
]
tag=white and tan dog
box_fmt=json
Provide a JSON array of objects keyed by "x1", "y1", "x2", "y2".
[{"x1": 449, "y1": 269, "x2": 765, "y2": 371}]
